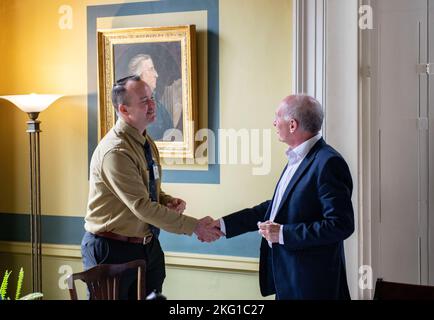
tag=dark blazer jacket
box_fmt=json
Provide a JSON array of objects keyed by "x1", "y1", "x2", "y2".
[{"x1": 223, "y1": 138, "x2": 354, "y2": 300}]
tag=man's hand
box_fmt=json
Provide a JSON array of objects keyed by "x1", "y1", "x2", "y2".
[
  {"x1": 166, "y1": 198, "x2": 186, "y2": 214},
  {"x1": 194, "y1": 216, "x2": 224, "y2": 242},
  {"x1": 258, "y1": 221, "x2": 281, "y2": 243},
  {"x1": 211, "y1": 219, "x2": 221, "y2": 230},
  {"x1": 209, "y1": 218, "x2": 226, "y2": 236}
]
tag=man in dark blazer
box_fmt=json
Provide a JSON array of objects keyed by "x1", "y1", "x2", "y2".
[{"x1": 215, "y1": 94, "x2": 354, "y2": 300}]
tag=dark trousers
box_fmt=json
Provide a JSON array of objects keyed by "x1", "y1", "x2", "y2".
[{"x1": 81, "y1": 231, "x2": 166, "y2": 300}]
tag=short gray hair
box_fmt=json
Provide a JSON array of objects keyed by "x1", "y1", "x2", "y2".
[
  {"x1": 282, "y1": 94, "x2": 324, "y2": 134},
  {"x1": 128, "y1": 54, "x2": 152, "y2": 77}
]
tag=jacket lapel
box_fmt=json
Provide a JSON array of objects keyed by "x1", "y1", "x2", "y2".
[{"x1": 274, "y1": 138, "x2": 325, "y2": 216}]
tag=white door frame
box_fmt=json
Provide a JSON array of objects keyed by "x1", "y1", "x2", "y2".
[
  {"x1": 292, "y1": 0, "x2": 362, "y2": 299},
  {"x1": 358, "y1": 0, "x2": 375, "y2": 300},
  {"x1": 292, "y1": 0, "x2": 327, "y2": 112}
]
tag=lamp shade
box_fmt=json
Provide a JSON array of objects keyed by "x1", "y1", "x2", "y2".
[{"x1": 0, "y1": 94, "x2": 63, "y2": 113}]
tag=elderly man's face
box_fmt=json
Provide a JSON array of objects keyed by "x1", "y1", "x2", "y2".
[
  {"x1": 273, "y1": 103, "x2": 292, "y2": 143},
  {"x1": 139, "y1": 58, "x2": 158, "y2": 92}
]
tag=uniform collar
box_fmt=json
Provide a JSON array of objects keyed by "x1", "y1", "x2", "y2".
[{"x1": 115, "y1": 117, "x2": 147, "y2": 145}]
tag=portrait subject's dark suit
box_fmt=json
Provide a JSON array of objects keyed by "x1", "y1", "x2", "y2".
[{"x1": 223, "y1": 138, "x2": 354, "y2": 300}]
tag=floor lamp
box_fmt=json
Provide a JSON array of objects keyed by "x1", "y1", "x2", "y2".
[{"x1": 0, "y1": 94, "x2": 62, "y2": 293}]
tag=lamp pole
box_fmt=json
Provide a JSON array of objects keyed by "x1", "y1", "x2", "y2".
[
  {"x1": 27, "y1": 112, "x2": 42, "y2": 293},
  {"x1": 0, "y1": 94, "x2": 62, "y2": 295}
]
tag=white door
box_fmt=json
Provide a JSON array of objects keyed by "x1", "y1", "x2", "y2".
[
  {"x1": 372, "y1": 0, "x2": 432, "y2": 285},
  {"x1": 429, "y1": 0, "x2": 434, "y2": 286}
]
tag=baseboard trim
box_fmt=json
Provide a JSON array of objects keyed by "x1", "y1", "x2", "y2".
[
  {"x1": 0, "y1": 241, "x2": 259, "y2": 272},
  {"x1": 164, "y1": 251, "x2": 259, "y2": 272},
  {"x1": 0, "y1": 241, "x2": 82, "y2": 258}
]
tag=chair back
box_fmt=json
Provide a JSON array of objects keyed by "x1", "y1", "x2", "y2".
[
  {"x1": 374, "y1": 278, "x2": 434, "y2": 300},
  {"x1": 67, "y1": 259, "x2": 146, "y2": 300}
]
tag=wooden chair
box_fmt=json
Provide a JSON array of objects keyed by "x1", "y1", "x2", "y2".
[
  {"x1": 373, "y1": 278, "x2": 434, "y2": 300},
  {"x1": 67, "y1": 259, "x2": 146, "y2": 300}
]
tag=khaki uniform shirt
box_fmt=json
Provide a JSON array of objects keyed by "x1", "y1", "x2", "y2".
[{"x1": 84, "y1": 118, "x2": 198, "y2": 237}]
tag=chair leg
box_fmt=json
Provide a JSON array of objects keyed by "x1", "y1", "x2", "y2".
[
  {"x1": 113, "y1": 277, "x2": 119, "y2": 300},
  {"x1": 137, "y1": 266, "x2": 143, "y2": 300}
]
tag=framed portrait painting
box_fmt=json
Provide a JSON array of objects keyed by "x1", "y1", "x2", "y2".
[{"x1": 97, "y1": 25, "x2": 197, "y2": 158}]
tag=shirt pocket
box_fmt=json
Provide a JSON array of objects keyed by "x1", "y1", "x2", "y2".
[{"x1": 141, "y1": 166, "x2": 150, "y2": 185}]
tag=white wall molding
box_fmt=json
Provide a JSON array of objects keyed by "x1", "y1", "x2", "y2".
[
  {"x1": 0, "y1": 241, "x2": 259, "y2": 273},
  {"x1": 293, "y1": 0, "x2": 327, "y2": 120}
]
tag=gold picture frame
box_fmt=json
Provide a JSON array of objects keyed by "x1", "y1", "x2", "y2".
[{"x1": 97, "y1": 25, "x2": 197, "y2": 158}]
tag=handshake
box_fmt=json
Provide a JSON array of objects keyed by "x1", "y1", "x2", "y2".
[
  {"x1": 193, "y1": 217, "x2": 224, "y2": 243},
  {"x1": 165, "y1": 198, "x2": 223, "y2": 242},
  {"x1": 192, "y1": 218, "x2": 281, "y2": 243},
  {"x1": 166, "y1": 198, "x2": 278, "y2": 243}
]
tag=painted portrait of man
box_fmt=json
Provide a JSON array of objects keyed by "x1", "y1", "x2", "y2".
[{"x1": 114, "y1": 42, "x2": 184, "y2": 141}]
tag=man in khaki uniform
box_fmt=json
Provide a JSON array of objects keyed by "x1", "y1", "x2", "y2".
[{"x1": 81, "y1": 75, "x2": 221, "y2": 299}]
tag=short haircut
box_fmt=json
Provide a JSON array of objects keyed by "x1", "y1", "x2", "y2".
[
  {"x1": 111, "y1": 75, "x2": 142, "y2": 112},
  {"x1": 283, "y1": 95, "x2": 324, "y2": 134},
  {"x1": 128, "y1": 54, "x2": 152, "y2": 76}
]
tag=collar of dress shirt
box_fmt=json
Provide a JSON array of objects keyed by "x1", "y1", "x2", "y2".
[
  {"x1": 285, "y1": 133, "x2": 322, "y2": 164},
  {"x1": 116, "y1": 117, "x2": 147, "y2": 146}
]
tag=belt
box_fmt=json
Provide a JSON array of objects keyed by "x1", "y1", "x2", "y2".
[{"x1": 96, "y1": 232, "x2": 153, "y2": 245}]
